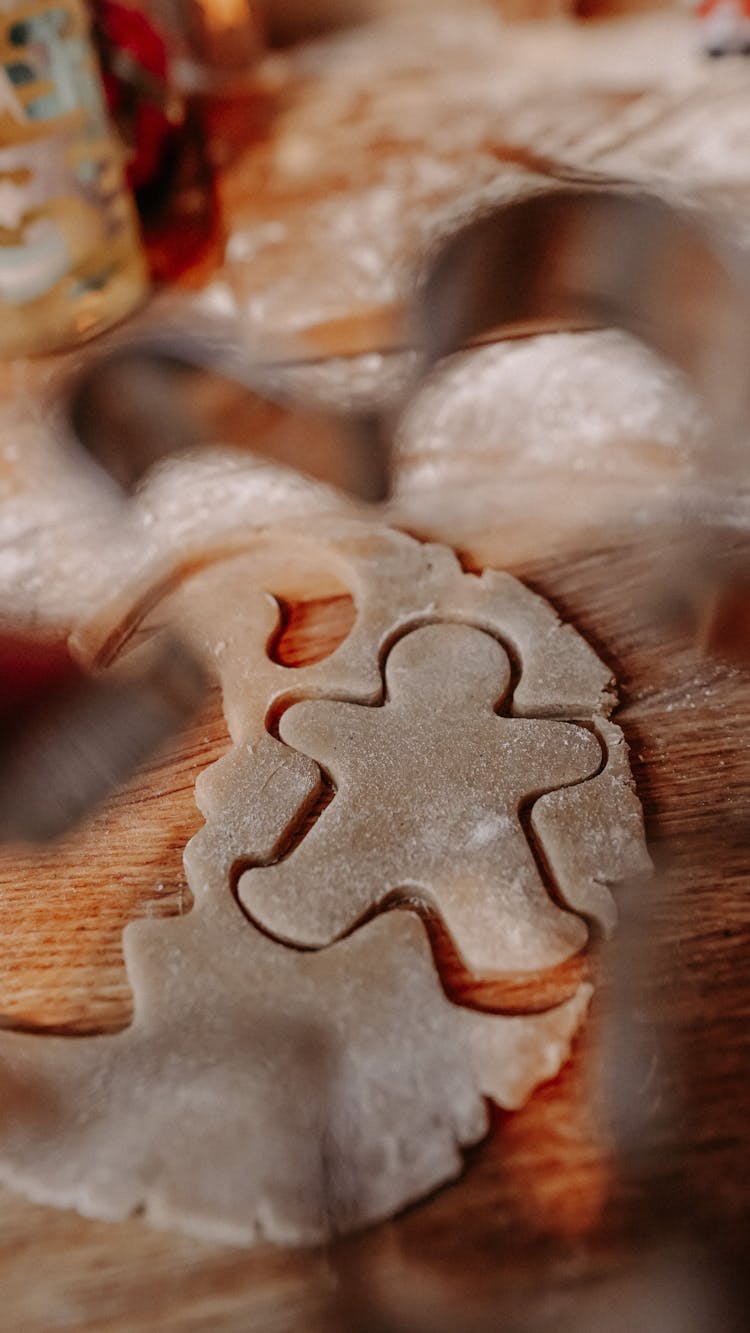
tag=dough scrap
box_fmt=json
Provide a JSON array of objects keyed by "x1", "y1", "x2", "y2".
[
  {"x1": 0, "y1": 522, "x2": 649, "y2": 1244},
  {"x1": 0, "y1": 906, "x2": 589, "y2": 1245}
]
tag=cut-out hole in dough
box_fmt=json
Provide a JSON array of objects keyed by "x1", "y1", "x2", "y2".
[
  {"x1": 424, "y1": 913, "x2": 594, "y2": 1016},
  {"x1": 386, "y1": 890, "x2": 592, "y2": 1016},
  {"x1": 239, "y1": 878, "x2": 590, "y2": 1016},
  {"x1": 269, "y1": 593, "x2": 357, "y2": 667}
]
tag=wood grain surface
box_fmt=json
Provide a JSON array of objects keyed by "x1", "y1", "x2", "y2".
[
  {"x1": 0, "y1": 10, "x2": 748, "y2": 1331},
  {"x1": 0, "y1": 529, "x2": 747, "y2": 1332}
]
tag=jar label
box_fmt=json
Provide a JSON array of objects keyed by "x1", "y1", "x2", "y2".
[{"x1": 0, "y1": 1, "x2": 146, "y2": 349}]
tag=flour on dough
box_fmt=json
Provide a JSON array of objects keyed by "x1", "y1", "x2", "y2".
[
  {"x1": 240, "y1": 623, "x2": 601, "y2": 973},
  {"x1": 0, "y1": 522, "x2": 649, "y2": 1245}
]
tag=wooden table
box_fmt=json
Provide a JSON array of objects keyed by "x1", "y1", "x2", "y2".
[{"x1": 0, "y1": 11, "x2": 748, "y2": 1330}]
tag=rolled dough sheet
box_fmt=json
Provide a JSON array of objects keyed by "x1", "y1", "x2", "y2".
[{"x1": 0, "y1": 522, "x2": 650, "y2": 1244}]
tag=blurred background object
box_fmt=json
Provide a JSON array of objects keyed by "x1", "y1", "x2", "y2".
[
  {"x1": 91, "y1": 1, "x2": 267, "y2": 280},
  {"x1": 263, "y1": 0, "x2": 674, "y2": 44},
  {"x1": 130, "y1": 0, "x2": 264, "y2": 88},
  {"x1": 92, "y1": 0, "x2": 184, "y2": 196},
  {"x1": 694, "y1": 0, "x2": 750, "y2": 57},
  {"x1": 0, "y1": 0, "x2": 148, "y2": 355},
  {"x1": 0, "y1": 624, "x2": 206, "y2": 843}
]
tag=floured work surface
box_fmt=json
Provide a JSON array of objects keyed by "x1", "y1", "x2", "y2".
[
  {"x1": 0, "y1": 524, "x2": 652, "y2": 1245},
  {"x1": 0, "y1": 8, "x2": 748, "y2": 1331}
]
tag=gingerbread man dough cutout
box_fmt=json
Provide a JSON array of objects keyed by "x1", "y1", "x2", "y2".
[{"x1": 241, "y1": 624, "x2": 601, "y2": 973}]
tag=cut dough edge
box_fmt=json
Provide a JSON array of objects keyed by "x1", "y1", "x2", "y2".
[
  {"x1": 0, "y1": 521, "x2": 648, "y2": 1245},
  {"x1": 0, "y1": 907, "x2": 591, "y2": 1246},
  {"x1": 465, "y1": 982, "x2": 594, "y2": 1111},
  {"x1": 75, "y1": 523, "x2": 640, "y2": 939},
  {"x1": 73, "y1": 521, "x2": 616, "y2": 720}
]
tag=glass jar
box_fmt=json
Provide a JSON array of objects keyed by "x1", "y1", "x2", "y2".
[{"x1": 0, "y1": 0, "x2": 148, "y2": 355}]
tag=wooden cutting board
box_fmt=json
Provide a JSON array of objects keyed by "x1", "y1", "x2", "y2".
[
  {"x1": 0, "y1": 530, "x2": 748, "y2": 1331},
  {"x1": 0, "y1": 11, "x2": 748, "y2": 1330}
]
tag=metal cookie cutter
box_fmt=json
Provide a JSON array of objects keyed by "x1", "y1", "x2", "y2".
[
  {"x1": 409, "y1": 184, "x2": 750, "y2": 661},
  {"x1": 64, "y1": 312, "x2": 391, "y2": 503},
  {"x1": 4, "y1": 183, "x2": 749, "y2": 845},
  {"x1": 415, "y1": 184, "x2": 750, "y2": 424},
  {"x1": 398, "y1": 185, "x2": 750, "y2": 1333}
]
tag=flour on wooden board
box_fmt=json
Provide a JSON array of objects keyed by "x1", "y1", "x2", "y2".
[{"x1": 0, "y1": 524, "x2": 651, "y2": 1244}]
